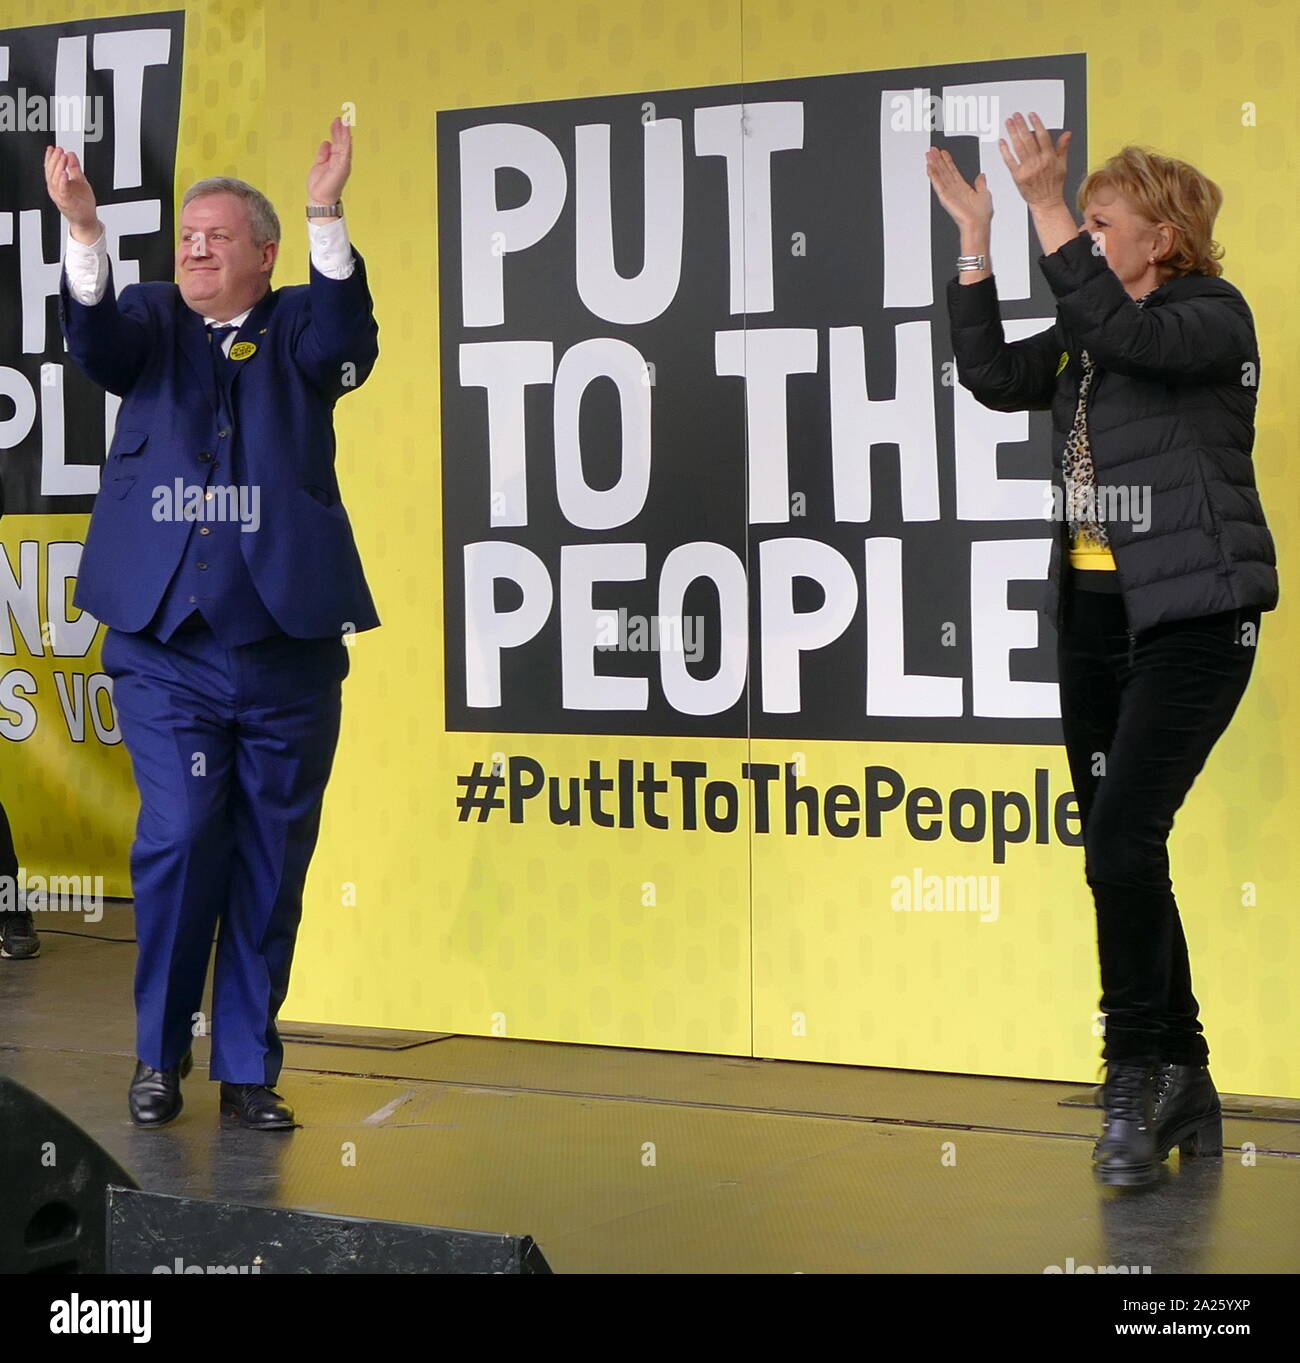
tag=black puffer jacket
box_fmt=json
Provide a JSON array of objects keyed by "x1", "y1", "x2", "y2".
[{"x1": 948, "y1": 228, "x2": 1278, "y2": 635}]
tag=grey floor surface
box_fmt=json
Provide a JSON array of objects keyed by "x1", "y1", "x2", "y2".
[{"x1": 2, "y1": 905, "x2": 1296, "y2": 1274}]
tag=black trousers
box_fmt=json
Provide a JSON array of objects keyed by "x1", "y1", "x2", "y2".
[
  {"x1": 0, "y1": 799, "x2": 17, "y2": 907},
  {"x1": 1057, "y1": 572, "x2": 1261, "y2": 1066}
]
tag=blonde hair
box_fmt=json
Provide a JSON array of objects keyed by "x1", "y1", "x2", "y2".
[{"x1": 1078, "y1": 146, "x2": 1225, "y2": 278}]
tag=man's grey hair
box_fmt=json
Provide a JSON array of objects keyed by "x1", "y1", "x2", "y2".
[{"x1": 181, "y1": 177, "x2": 281, "y2": 246}]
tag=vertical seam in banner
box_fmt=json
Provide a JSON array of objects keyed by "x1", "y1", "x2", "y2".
[{"x1": 739, "y1": 2, "x2": 756, "y2": 1060}]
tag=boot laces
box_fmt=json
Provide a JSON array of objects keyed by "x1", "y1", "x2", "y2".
[
  {"x1": 1153, "y1": 1062, "x2": 1176, "y2": 1101},
  {"x1": 1104, "y1": 1064, "x2": 1150, "y2": 1122}
]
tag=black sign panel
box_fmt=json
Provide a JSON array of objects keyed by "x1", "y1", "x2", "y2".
[
  {"x1": 0, "y1": 11, "x2": 184, "y2": 517},
  {"x1": 438, "y1": 55, "x2": 1086, "y2": 742}
]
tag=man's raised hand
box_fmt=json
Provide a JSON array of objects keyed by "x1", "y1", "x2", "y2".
[
  {"x1": 307, "y1": 116, "x2": 351, "y2": 208},
  {"x1": 44, "y1": 146, "x2": 101, "y2": 243}
]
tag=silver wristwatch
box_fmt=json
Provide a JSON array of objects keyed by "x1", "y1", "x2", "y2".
[{"x1": 306, "y1": 202, "x2": 343, "y2": 218}]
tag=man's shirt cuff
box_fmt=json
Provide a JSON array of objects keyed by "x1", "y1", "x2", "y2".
[
  {"x1": 64, "y1": 228, "x2": 109, "y2": 305},
  {"x1": 307, "y1": 215, "x2": 355, "y2": 280}
]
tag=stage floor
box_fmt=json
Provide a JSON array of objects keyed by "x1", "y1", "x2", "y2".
[{"x1": 2, "y1": 904, "x2": 1297, "y2": 1274}]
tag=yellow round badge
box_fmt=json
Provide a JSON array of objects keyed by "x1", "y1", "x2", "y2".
[{"x1": 230, "y1": 341, "x2": 258, "y2": 361}]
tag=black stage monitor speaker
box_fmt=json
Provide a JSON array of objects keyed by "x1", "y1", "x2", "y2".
[
  {"x1": 0, "y1": 1076, "x2": 140, "y2": 1273},
  {"x1": 107, "y1": 1187, "x2": 552, "y2": 1274}
]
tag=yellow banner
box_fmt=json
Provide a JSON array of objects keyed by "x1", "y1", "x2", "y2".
[{"x1": 1, "y1": 0, "x2": 1293, "y2": 1100}]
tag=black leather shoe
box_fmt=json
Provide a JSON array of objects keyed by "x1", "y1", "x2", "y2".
[
  {"x1": 128, "y1": 1050, "x2": 193, "y2": 1127},
  {"x1": 0, "y1": 909, "x2": 40, "y2": 959},
  {"x1": 219, "y1": 1083, "x2": 297, "y2": 1130},
  {"x1": 1152, "y1": 1062, "x2": 1223, "y2": 1160},
  {"x1": 1093, "y1": 1061, "x2": 1159, "y2": 1186}
]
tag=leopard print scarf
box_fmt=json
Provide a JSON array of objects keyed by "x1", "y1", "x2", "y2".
[{"x1": 1062, "y1": 289, "x2": 1157, "y2": 547}]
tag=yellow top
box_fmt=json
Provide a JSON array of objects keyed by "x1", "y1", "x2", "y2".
[{"x1": 1069, "y1": 526, "x2": 1117, "y2": 571}]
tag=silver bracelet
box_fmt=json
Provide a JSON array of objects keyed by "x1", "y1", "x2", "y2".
[{"x1": 956, "y1": 254, "x2": 987, "y2": 272}]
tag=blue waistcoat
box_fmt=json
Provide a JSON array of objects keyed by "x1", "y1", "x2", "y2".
[{"x1": 148, "y1": 325, "x2": 282, "y2": 646}]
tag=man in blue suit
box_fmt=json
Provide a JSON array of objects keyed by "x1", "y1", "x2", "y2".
[{"x1": 45, "y1": 119, "x2": 379, "y2": 1130}]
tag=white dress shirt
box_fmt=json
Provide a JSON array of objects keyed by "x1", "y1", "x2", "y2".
[{"x1": 63, "y1": 216, "x2": 355, "y2": 355}]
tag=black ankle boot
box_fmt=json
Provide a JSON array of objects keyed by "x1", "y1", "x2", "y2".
[
  {"x1": 1093, "y1": 1061, "x2": 1158, "y2": 1186},
  {"x1": 1152, "y1": 1062, "x2": 1223, "y2": 1160}
]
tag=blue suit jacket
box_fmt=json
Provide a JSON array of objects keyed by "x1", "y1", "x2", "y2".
[{"x1": 59, "y1": 251, "x2": 381, "y2": 637}]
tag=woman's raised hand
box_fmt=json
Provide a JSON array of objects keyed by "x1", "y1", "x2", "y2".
[
  {"x1": 998, "y1": 112, "x2": 1072, "y2": 207},
  {"x1": 924, "y1": 146, "x2": 993, "y2": 230}
]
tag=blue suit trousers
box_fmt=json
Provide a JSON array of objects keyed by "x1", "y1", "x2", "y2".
[{"x1": 101, "y1": 617, "x2": 349, "y2": 1084}]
